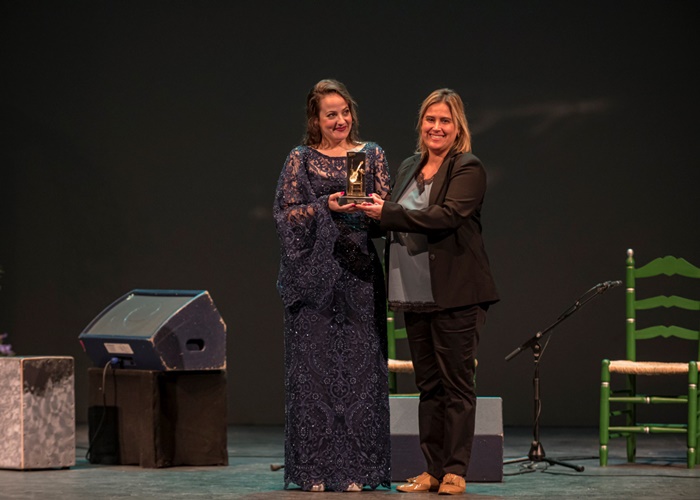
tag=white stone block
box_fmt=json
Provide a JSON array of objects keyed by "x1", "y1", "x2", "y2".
[{"x1": 0, "y1": 356, "x2": 75, "y2": 469}]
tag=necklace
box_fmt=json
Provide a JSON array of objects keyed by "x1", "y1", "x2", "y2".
[{"x1": 416, "y1": 171, "x2": 434, "y2": 194}]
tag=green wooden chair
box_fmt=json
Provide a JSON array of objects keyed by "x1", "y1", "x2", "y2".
[{"x1": 599, "y1": 249, "x2": 700, "y2": 468}]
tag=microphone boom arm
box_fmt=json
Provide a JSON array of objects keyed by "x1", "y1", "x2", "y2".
[{"x1": 505, "y1": 281, "x2": 619, "y2": 362}]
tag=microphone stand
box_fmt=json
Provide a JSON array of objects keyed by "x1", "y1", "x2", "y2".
[{"x1": 503, "y1": 281, "x2": 620, "y2": 473}]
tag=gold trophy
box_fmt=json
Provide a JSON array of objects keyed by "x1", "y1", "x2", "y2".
[{"x1": 339, "y1": 152, "x2": 372, "y2": 205}]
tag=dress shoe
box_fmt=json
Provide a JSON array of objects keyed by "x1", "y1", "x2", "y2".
[
  {"x1": 345, "y1": 483, "x2": 363, "y2": 492},
  {"x1": 438, "y1": 473, "x2": 466, "y2": 495},
  {"x1": 396, "y1": 472, "x2": 439, "y2": 493}
]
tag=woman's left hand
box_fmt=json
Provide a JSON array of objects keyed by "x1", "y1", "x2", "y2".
[
  {"x1": 329, "y1": 191, "x2": 360, "y2": 213},
  {"x1": 357, "y1": 193, "x2": 384, "y2": 220}
]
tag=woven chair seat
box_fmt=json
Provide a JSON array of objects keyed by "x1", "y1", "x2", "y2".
[
  {"x1": 388, "y1": 358, "x2": 414, "y2": 373},
  {"x1": 387, "y1": 358, "x2": 478, "y2": 374},
  {"x1": 608, "y1": 359, "x2": 699, "y2": 375}
]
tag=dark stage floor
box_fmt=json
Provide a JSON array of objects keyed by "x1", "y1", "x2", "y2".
[{"x1": 1, "y1": 426, "x2": 698, "y2": 499}]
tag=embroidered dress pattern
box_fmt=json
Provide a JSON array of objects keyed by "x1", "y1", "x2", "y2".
[{"x1": 274, "y1": 143, "x2": 391, "y2": 491}]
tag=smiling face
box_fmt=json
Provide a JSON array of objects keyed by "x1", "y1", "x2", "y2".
[
  {"x1": 420, "y1": 102, "x2": 457, "y2": 157},
  {"x1": 317, "y1": 93, "x2": 352, "y2": 148}
]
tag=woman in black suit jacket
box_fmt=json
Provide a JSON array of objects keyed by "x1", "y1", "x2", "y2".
[{"x1": 358, "y1": 88, "x2": 498, "y2": 495}]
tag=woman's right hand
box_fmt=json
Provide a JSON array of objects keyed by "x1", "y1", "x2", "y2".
[
  {"x1": 356, "y1": 193, "x2": 384, "y2": 220},
  {"x1": 328, "y1": 191, "x2": 358, "y2": 213}
]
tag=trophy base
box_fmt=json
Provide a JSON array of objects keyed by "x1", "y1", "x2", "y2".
[{"x1": 339, "y1": 195, "x2": 373, "y2": 206}]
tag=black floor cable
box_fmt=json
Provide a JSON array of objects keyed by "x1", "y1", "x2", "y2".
[{"x1": 84, "y1": 358, "x2": 117, "y2": 462}]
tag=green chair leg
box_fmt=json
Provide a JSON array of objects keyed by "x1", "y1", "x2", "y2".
[
  {"x1": 688, "y1": 361, "x2": 698, "y2": 468},
  {"x1": 600, "y1": 360, "x2": 611, "y2": 466},
  {"x1": 625, "y1": 373, "x2": 637, "y2": 464},
  {"x1": 387, "y1": 310, "x2": 397, "y2": 394}
]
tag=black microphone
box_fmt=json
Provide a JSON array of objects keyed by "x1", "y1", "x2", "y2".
[{"x1": 596, "y1": 280, "x2": 623, "y2": 292}]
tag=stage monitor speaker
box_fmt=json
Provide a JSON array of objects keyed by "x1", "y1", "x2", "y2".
[{"x1": 79, "y1": 289, "x2": 226, "y2": 371}]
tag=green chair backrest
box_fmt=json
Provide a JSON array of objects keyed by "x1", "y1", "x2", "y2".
[{"x1": 625, "y1": 248, "x2": 700, "y2": 361}]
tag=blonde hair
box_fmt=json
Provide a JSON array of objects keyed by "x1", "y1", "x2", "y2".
[
  {"x1": 303, "y1": 79, "x2": 361, "y2": 147},
  {"x1": 416, "y1": 88, "x2": 471, "y2": 158}
]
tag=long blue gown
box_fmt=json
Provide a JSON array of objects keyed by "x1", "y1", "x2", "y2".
[{"x1": 273, "y1": 143, "x2": 391, "y2": 491}]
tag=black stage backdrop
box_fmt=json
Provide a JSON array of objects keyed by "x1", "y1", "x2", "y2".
[{"x1": 1, "y1": 1, "x2": 698, "y2": 426}]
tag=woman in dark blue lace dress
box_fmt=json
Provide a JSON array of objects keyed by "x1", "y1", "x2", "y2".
[{"x1": 273, "y1": 79, "x2": 391, "y2": 492}]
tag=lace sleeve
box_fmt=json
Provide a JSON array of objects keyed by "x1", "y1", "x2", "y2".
[
  {"x1": 273, "y1": 147, "x2": 341, "y2": 308},
  {"x1": 368, "y1": 143, "x2": 391, "y2": 200}
]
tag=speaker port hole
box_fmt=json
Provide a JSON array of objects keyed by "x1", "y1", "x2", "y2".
[{"x1": 186, "y1": 339, "x2": 205, "y2": 351}]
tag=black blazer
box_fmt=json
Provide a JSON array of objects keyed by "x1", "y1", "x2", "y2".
[{"x1": 381, "y1": 151, "x2": 499, "y2": 309}]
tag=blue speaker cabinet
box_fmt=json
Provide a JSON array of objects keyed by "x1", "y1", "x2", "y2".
[
  {"x1": 390, "y1": 395, "x2": 503, "y2": 482},
  {"x1": 0, "y1": 356, "x2": 75, "y2": 469},
  {"x1": 79, "y1": 289, "x2": 226, "y2": 371}
]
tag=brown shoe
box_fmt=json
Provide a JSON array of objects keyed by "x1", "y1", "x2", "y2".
[
  {"x1": 396, "y1": 472, "x2": 439, "y2": 493},
  {"x1": 437, "y1": 473, "x2": 466, "y2": 495}
]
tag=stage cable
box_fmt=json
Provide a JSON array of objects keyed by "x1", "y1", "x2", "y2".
[{"x1": 85, "y1": 358, "x2": 118, "y2": 461}]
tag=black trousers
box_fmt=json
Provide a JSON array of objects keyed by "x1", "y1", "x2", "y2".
[{"x1": 404, "y1": 304, "x2": 487, "y2": 479}]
